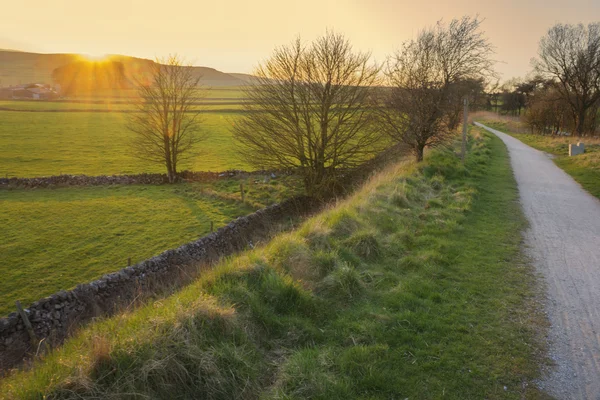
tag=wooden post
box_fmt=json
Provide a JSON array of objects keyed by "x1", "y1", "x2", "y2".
[
  {"x1": 16, "y1": 300, "x2": 38, "y2": 348},
  {"x1": 210, "y1": 221, "x2": 214, "y2": 232},
  {"x1": 128, "y1": 257, "x2": 131, "y2": 266},
  {"x1": 461, "y1": 97, "x2": 469, "y2": 163},
  {"x1": 240, "y1": 183, "x2": 245, "y2": 203}
]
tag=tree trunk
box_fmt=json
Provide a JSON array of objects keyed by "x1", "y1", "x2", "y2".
[
  {"x1": 415, "y1": 145, "x2": 425, "y2": 162},
  {"x1": 165, "y1": 157, "x2": 176, "y2": 183},
  {"x1": 576, "y1": 108, "x2": 587, "y2": 136}
]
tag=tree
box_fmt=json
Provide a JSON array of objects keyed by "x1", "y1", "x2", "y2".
[
  {"x1": 446, "y1": 77, "x2": 487, "y2": 129},
  {"x1": 52, "y1": 60, "x2": 129, "y2": 96},
  {"x1": 379, "y1": 17, "x2": 494, "y2": 162},
  {"x1": 534, "y1": 22, "x2": 600, "y2": 136},
  {"x1": 499, "y1": 78, "x2": 526, "y2": 116},
  {"x1": 524, "y1": 85, "x2": 570, "y2": 135},
  {"x1": 232, "y1": 32, "x2": 383, "y2": 196},
  {"x1": 128, "y1": 55, "x2": 206, "y2": 183}
]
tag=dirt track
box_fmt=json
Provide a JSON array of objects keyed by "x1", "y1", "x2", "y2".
[{"x1": 476, "y1": 122, "x2": 600, "y2": 399}]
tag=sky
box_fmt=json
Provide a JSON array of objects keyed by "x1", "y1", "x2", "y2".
[{"x1": 2, "y1": 0, "x2": 599, "y2": 81}]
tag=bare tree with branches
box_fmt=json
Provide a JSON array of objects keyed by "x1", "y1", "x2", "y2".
[
  {"x1": 128, "y1": 55, "x2": 207, "y2": 183},
  {"x1": 232, "y1": 32, "x2": 384, "y2": 196},
  {"x1": 534, "y1": 22, "x2": 600, "y2": 136},
  {"x1": 379, "y1": 16, "x2": 495, "y2": 162}
]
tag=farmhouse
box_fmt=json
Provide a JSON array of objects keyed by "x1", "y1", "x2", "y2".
[{"x1": 0, "y1": 83, "x2": 59, "y2": 100}]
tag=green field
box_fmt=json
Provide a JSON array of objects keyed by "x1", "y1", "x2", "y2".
[
  {"x1": 0, "y1": 100, "x2": 246, "y2": 111},
  {"x1": 0, "y1": 177, "x2": 301, "y2": 316},
  {"x1": 0, "y1": 90, "x2": 306, "y2": 317},
  {"x1": 0, "y1": 111, "x2": 252, "y2": 177},
  {"x1": 0, "y1": 130, "x2": 547, "y2": 399}
]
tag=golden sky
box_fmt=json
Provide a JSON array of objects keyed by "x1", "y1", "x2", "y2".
[{"x1": 2, "y1": 0, "x2": 599, "y2": 80}]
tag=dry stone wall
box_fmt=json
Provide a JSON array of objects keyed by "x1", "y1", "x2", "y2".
[
  {"x1": 0, "y1": 169, "x2": 289, "y2": 189},
  {"x1": 0, "y1": 195, "x2": 319, "y2": 371}
]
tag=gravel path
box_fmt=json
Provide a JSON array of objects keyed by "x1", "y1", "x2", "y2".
[{"x1": 475, "y1": 122, "x2": 600, "y2": 399}]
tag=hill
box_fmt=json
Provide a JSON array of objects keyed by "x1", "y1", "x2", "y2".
[{"x1": 0, "y1": 50, "x2": 247, "y2": 89}]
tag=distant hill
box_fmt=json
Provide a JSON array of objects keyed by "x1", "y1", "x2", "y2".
[
  {"x1": 228, "y1": 73, "x2": 260, "y2": 84},
  {"x1": 0, "y1": 50, "x2": 250, "y2": 89},
  {"x1": 0, "y1": 51, "x2": 81, "y2": 87}
]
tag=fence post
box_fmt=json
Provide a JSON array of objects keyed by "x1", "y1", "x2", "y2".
[
  {"x1": 210, "y1": 221, "x2": 214, "y2": 232},
  {"x1": 461, "y1": 97, "x2": 469, "y2": 163},
  {"x1": 16, "y1": 300, "x2": 38, "y2": 349},
  {"x1": 240, "y1": 183, "x2": 245, "y2": 203}
]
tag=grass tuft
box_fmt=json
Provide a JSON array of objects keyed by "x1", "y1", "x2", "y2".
[
  {"x1": 319, "y1": 262, "x2": 365, "y2": 300},
  {"x1": 345, "y1": 231, "x2": 381, "y2": 260}
]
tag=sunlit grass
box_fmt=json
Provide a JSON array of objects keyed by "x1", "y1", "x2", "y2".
[{"x1": 0, "y1": 111, "x2": 251, "y2": 177}]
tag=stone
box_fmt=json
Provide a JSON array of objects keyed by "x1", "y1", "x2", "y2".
[
  {"x1": 569, "y1": 142, "x2": 585, "y2": 156},
  {"x1": 0, "y1": 319, "x2": 9, "y2": 332}
]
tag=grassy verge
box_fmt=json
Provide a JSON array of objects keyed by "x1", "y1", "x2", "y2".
[
  {"x1": 477, "y1": 116, "x2": 600, "y2": 199},
  {"x1": 0, "y1": 176, "x2": 301, "y2": 316},
  {"x1": 0, "y1": 130, "x2": 546, "y2": 399}
]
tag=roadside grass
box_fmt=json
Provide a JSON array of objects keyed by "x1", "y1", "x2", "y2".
[
  {"x1": 476, "y1": 114, "x2": 600, "y2": 199},
  {"x1": 0, "y1": 130, "x2": 547, "y2": 399},
  {"x1": 0, "y1": 176, "x2": 301, "y2": 316},
  {"x1": 0, "y1": 111, "x2": 251, "y2": 177}
]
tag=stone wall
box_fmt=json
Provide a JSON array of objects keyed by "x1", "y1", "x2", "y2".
[
  {"x1": 0, "y1": 169, "x2": 289, "y2": 189},
  {"x1": 0, "y1": 195, "x2": 319, "y2": 371}
]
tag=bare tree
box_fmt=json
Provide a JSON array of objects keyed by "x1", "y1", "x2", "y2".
[
  {"x1": 524, "y1": 85, "x2": 570, "y2": 135},
  {"x1": 446, "y1": 77, "x2": 488, "y2": 128},
  {"x1": 128, "y1": 55, "x2": 206, "y2": 183},
  {"x1": 379, "y1": 17, "x2": 494, "y2": 162},
  {"x1": 232, "y1": 32, "x2": 383, "y2": 196},
  {"x1": 534, "y1": 22, "x2": 600, "y2": 136}
]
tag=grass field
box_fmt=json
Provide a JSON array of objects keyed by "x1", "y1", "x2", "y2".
[
  {"x1": 0, "y1": 100, "x2": 246, "y2": 111},
  {"x1": 0, "y1": 130, "x2": 547, "y2": 399},
  {"x1": 475, "y1": 113, "x2": 600, "y2": 199},
  {"x1": 0, "y1": 111, "x2": 253, "y2": 177},
  {"x1": 0, "y1": 176, "x2": 301, "y2": 316}
]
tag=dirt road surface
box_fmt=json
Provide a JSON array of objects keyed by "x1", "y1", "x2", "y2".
[{"x1": 475, "y1": 122, "x2": 600, "y2": 399}]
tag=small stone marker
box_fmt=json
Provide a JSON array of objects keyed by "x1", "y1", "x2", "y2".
[{"x1": 569, "y1": 142, "x2": 585, "y2": 156}]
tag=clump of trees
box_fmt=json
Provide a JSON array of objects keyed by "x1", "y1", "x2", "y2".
[
  {"x1": 233, "y1": 32, "x2": 383, "y2": 196},
  {"x1": 533, "y1": 22, "x2": 600, "y2": 136},
  {"x1": 523, "y1": 85, "x2": 571, "y2": 134},
  {"x1": 52, "y1": 61, "x2": 130, "y2": 95},
  {"x1": 128, "y1": 55, "x2": 207, "y2": 183},
  {"x1": 378, "y1": 17, "x2": 495, "y2": 161},
  {"x1": 500, "y1": 23, "x2": 600, "y2": 136}
]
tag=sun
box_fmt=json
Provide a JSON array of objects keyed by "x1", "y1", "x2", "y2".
[{"x1": 81, "y1": 53, "x2": 108, "y2": 62}]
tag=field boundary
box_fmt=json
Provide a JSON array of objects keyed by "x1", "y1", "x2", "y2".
[
  {"x1": 0, "y1": 195, "x2": 320, "y2": 372},
  {"x1": 0, "y1": 169, "x2": 290, "y2": 188}
]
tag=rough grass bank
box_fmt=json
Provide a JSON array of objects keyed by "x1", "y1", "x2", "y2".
[{"x1": 0, "y1": 129, "x2": 547, "y2": 399}]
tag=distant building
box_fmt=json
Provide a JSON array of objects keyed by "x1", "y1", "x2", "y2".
[{"x1": 0, "y1": 83, "x2": 60, "y2": 100}]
